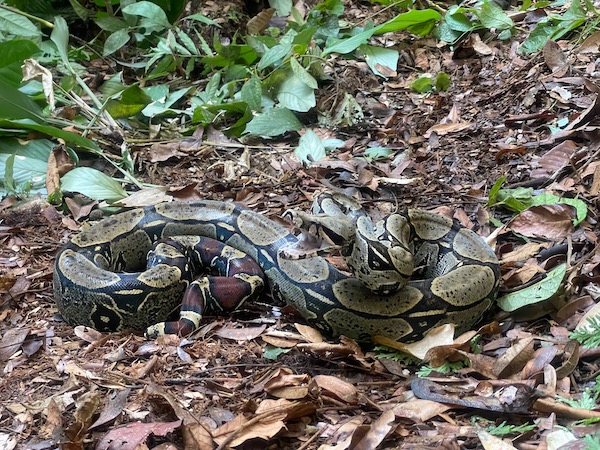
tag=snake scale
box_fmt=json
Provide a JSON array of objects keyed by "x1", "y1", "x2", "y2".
[{"x1": 53, "y1": 194, "x2": 500, "y2": 342}]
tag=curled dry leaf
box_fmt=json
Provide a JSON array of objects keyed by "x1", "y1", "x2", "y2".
[
  {"x1": 353, "y1": 410, "x2": 397, "y2": 450},
  {"x1": 264, "y1": 368, "x2": 310, "y2": 400},
  {"x1": 214, "y1": 324, "x2": 266, "y2": 341},
  {"x1": 373, "y1": 324, "x2": 455, "y2": 360},
  {"x1": 0, "y1": 328, "x2": 29, "y2": 362},
  {"x1": 492, "y1": 337, "x2": 535, "y2": 378}
]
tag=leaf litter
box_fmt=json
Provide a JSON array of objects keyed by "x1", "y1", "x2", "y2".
[{"x1": 1, "y1": 1, "x2": 600, "y2": 449}]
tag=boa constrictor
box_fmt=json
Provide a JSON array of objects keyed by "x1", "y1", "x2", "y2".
[{"x1": 53, "y1": 195, "x2": 500, "y2": 342}]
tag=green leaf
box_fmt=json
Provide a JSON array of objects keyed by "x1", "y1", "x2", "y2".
[
  {"x1": 0, "y1": 138, "x2": 51, "y2": 194},
  {"x1": 263, "y1": 345, "x2": 291, "y2": 360},
  {"x1": 244, "y1": 107, "x2": 303, "y2": 137},
  {"x1": 103, "y1": 29, "x2": 131, "y2": 56},
  {"x1": 0, "y1": 78, "x2": 44, "y2": 121},
  {"x1": 375, "y1": 9, "x2": 441, "y2": 34},
  {"x1": 519, "y1": 20, "x2": 555, "y2": 54},
  {"x1": 487, "y1": 175, "x2": 507, "y2": 205},
  {"x1": 359, "y1": 45, "x2": 399, "y2": 78},
  {"x1": 435, "y1": 72, "x2": 451, "y2": 91},
  {"x1": 295, "y1": 129, "x2": 326, "y2": 165},
  {"x1": 105, "y1": 84, "x2": 152, "y2": 118},
  {"x1": 444, "y1": 6, "x2": 477, "y2": 32},
  {"x1": 0, "y1": 7, "x2": 42, "y2": 39},
  {"x1": 476, "y1": 2, "x2": 513, "y2": 30},
  {"x1": 0, "y1": 40, "x2": 40, "y2": 87},
  {"x1": 51, "y1": 16, "x2": 73, "y2": 74},
  {"x1": 277, "y1": 74, "x2": 316, "y2": 112},
  {"x1": 497, "y1": 263, "x2": 567, "y2": 312},
  {"x1": 0, "y1": 118, "x2": 100, "y2": 152},
  {"x1": 122, "y1": 1, "x2": 171, "y2": 28},
  {"x1": 289, "y1": 57, "x2": 318, "y2": 89},
  {"x1": 363, "y1": 147, "x2": 393, "y2": 161},
  {"x1": 240, "y1": 76, "x2": 262, "y2": 111},
  {"x1": 411, "y1": 76, "x2": 433, "y2": 93},
  {"x1": 3, "y1": 153, "x2": 15, "y2": 193},
  {"x1": 185, "y1": 13, "x2": 220, "y2": 26},
  {"x1": 61, "y1": 167, "x2": 128, "y2": 202}
]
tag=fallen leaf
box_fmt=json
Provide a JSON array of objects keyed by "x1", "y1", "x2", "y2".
[
  {"x1": 507, "y1": 204, "x2": 575, "y2": 240},
  {"x1": 96, "y1": 420, "x2": 182, "y2": 450}
]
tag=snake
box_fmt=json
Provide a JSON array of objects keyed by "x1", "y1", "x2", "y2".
[{"x1": 53, "y1": 194, "x2": 500, "y2": 342}]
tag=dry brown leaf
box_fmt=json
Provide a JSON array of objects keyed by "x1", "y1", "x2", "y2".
[
  {"x1": 353, "y1": 410, "x2": 396, "y2": 450},
  {"x1": 310, "y1": 375, "x2": 358, "y2": 404},
  {"x1": 492, "y1": 337, "x2": 535, "y2": 378},
  {"x1": 211, "y1": 412, "x2": 286, "y2": 447},
  {"x1": 294, "y1": 323, "x2": 324, "y2": 343},
  {"x1": 96, "y1": 420, "x2": 182, "y2": 450},
  {"x1": 391, "y1": 399, "x2": 451, "y2": 422},
  {"x1": 543, "y1": 40, "x2": 568, "y2": 72},
  {"x1": 578, "y1": 30, "x2": 600, "y2": 53},
  {"x1": 182, "y1": 423, "x2": 214, "y2": 450},
  {"x1": 247, "y1": 8, "x2": 275, "y2": 35},
  {"x1": 89, "y1": 389, "x2": 131, "y2": 430},
  {"x1": 507, "y1": 205, "x2": 575, "y2": 240},
  {"x1": 373, "y1": 324, "x2": 455, "y2": 360},
  {"x1": 0, "y1": 328, "x2": 29, "y2": 362},
  {"x1": 264, "y1": 368, "x2": 310, "y2": 399},
  {"x1": 500, "y1": 242, "x2": 550, "y2": 263},
  {"x1": 477, "y1": 429, "x2": 518, "y2": 449},
  {"x1": 214, "y1": 324, "x2": 266, "y2": 341},
  {"x1": 531, "y1": 140, "x2": 579, "y2": 179},
  {"x1": 520, "y1": 345, "x2": 558, "y2": 380}
]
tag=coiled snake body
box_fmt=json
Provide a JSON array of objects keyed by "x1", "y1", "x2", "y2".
[{"x1": 54, "y1": 196, "x2": 500, "y2": 342}]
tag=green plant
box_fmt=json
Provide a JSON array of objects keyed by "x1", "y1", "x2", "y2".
[
  {"x1": 486, "y1": 421, "x2": 537, "y2": 436},
  {"x1": 570, "y1": 317, "x2": 600, "y2": 348},
  {"x1": 416, "y1": 360, "x2": 469, "y2": 376}
]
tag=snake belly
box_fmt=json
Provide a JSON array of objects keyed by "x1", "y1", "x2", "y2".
[{"x1": 53, "y1": 200, "x2": 500, "y2": 342}]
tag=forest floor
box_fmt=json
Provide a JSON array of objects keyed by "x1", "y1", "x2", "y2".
[{"x1": 1, "y1": 1, "x2": 600, "y2": 449}]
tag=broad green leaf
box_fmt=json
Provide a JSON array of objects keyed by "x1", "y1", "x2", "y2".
[
  {"x1": 51, "y1": 16, "x2": 73, "y2": 74},
  {"x1": 289, "y1": 57, "x2": 318, "y2": 88},
  {"x1": 263, "y1": 345, "x2": 291, "y2": 360},
  {"x1": 0, "y1": 78, "x2": 44, "y2": 121},
  {"x1": 375, "y1": 9, "x2": 441, "y2": 34},
  {"x1": 244, "y1": 107, "x2": 302, "y2": 137},
  {"x1": 270, "y1": 0, "x2": 293, "y2": 16},
  {"x1": 0, "y1": 40, "x2": 40, "y2": 87},
  {"x1": 364, "y1": 147, "x2": 393, "y2": 161},
  {"x1": 193, "y1": 102, "x2": 252, "y2": 137},
  {"x1": 443, "y1": 6, "x2": 477, "y2": 32},
  {"x1": 323, "y1": 10, "x2": 440, "y2": 56},
  {"x1": 435, "y1": 72, "x2": 451, "y2": 91},
  {"x1": 103, "y1": 29, "x2": 131, "y2": 56},
  {"x1": 476, "y1": 2, "x2": 513, "y2": 30},
  {"x1": 359, "y1": 45, "x2": 399, "y2": 78},
  {"x1": 2, "y1": 152, "x2": 15, "y2": 192},
  {"x1": 323, "y1": 27, "x2": 376, "y2": 56},
  {"x1": 0, "y1": 119, "x2": 100, "y2": 152},
  {"x1": 520, "y1": 20, "x2": 555, "y2": 54},
  {"x1": 61, "y1": 167, "x2": 128, "y2": 202},
  {"x1": 240, "y1": 76, "x2": 262, "y2": 111},
  {"x1": 105, "y1": 84, "x2": 152, "y2": 118},
  {"x1": 0, "y1": 8, "x2": 42, "y2": 39},
  {"x1": 94, "y1": 15, "x2": 128, "y2": 32},
  {"x1": 295, "y1": 129, "x2": 326, "y2": 165},
  {"x1": 122, "y1": 1, "x2": 171, "y2": 28},
  {"x1": 277, "y1": 74, "x2": 316, "y2": 112},
  {"x1": 0, "y1": 138, "x2": 52, "y2": 194},
  {"x1": 498, "y1": 263, "x2": 567, "y2": 312},
  {"x1": 411, "y1": 76, "x2": 433, "y2": 93},
  {"x1": 257, "y1": 31, "x2": 297, "y2": 70}
]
